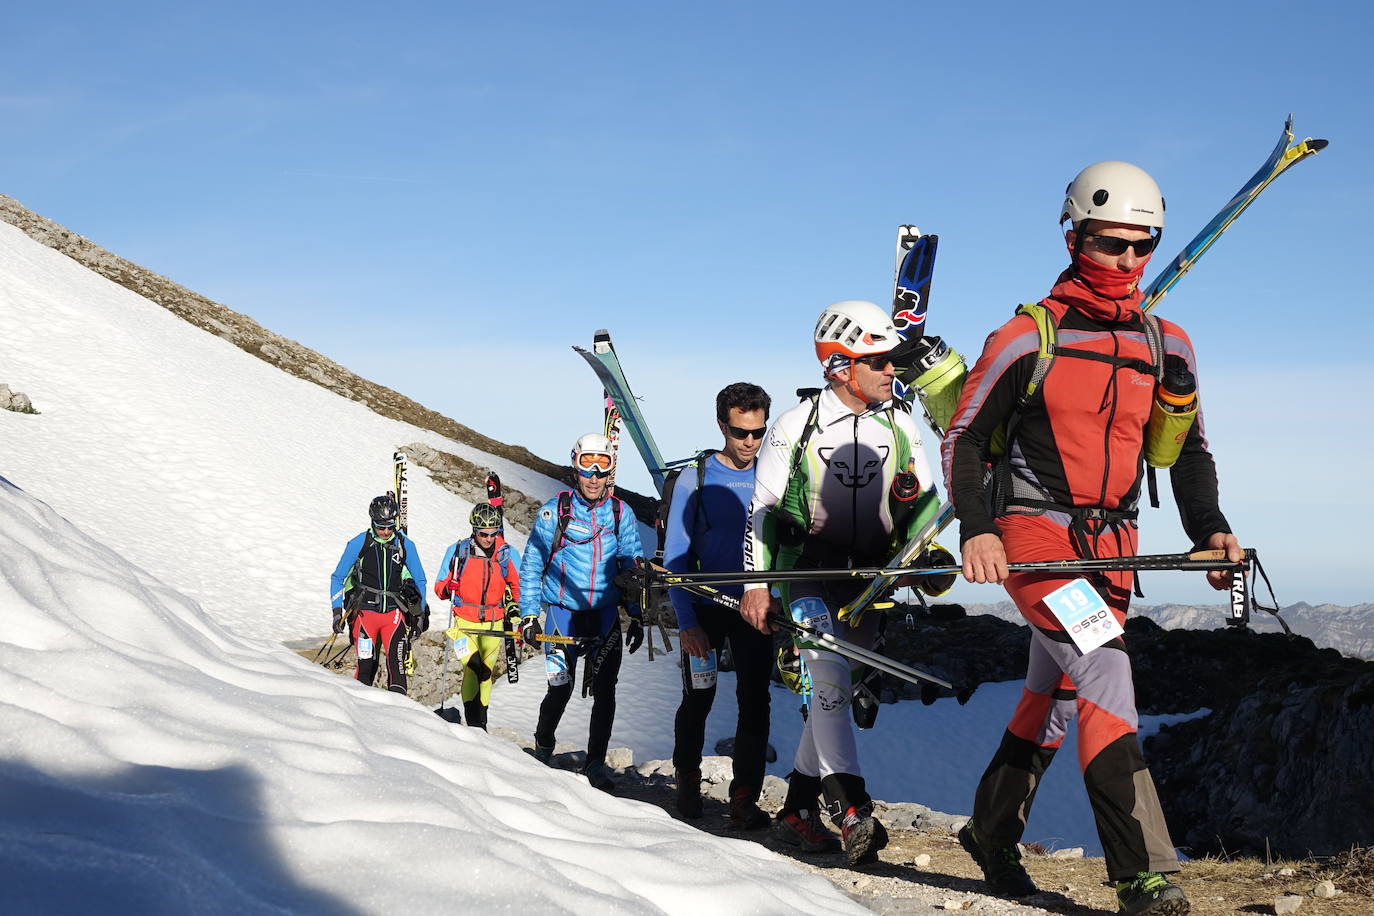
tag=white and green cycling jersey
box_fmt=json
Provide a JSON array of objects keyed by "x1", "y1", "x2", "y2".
[{"x1": 743, "y1": 386, "x2": 934, "y2": 578}]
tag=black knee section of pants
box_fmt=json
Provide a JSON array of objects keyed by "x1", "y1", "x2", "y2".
[
  {"x1": 972, "y1": 730, "x2": 1059, "y2": 848},
  {"x1": 1085, "y1": 733, "x2": 1157, "y2": 880}
]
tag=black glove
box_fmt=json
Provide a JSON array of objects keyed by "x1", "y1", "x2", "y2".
[
  {"x1": 331, "y1": 608, "x2": 348, "y2": 635},
  {"x1": 404, "y1": 604, "x2": 430, "y2": 635},
  {"x1": 625, "y1": 617, "x2": 644, "y2": 655},
  {"x1": 520, "y1": 616, "x2": 542, "y2": 644}
]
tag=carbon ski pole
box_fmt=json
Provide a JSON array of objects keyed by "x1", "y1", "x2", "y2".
[
  {"x1": 666, "y1": 577, "x2": 954, "y2": 690},
  {"x1": 644, "y1": 548, "x2": 1256, "y2": 587},
  {"x1": 1143, "y1": 116, "x2": 1327, "y2": 314},
  {"x1": 448, "y1": 626, "x2": 586, "y2": 647}
]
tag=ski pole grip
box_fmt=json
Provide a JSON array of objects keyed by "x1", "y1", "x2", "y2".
[{"x1": 1184, "y1": 547, "x2": 1255, "y2": 565}]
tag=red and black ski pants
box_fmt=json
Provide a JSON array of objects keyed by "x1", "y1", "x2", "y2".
[{"x1": 352, "y1": 608, "x2": 408, "y2": 695}]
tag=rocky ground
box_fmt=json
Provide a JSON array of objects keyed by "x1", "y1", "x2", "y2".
[{"x1": 486, "y1": 736, "x2": 1374, "y2": 916}]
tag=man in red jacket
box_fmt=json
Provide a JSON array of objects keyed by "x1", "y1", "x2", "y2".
[{"x1": 943, "y1": 161, "x2": 1242, "y2": 916}]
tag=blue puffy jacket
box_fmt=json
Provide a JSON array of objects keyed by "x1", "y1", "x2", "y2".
[{"x1": 518, "y1": 489, "x2": 643, "y2": 637}]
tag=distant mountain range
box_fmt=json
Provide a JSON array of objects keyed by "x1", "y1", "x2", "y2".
[{"x1": 963, "y1": 600, "x2": 1374, "y2": 660}]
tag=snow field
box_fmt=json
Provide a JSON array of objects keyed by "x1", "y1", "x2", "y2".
[
  {"x1": 0, "y1": 218, "x2": 549, "y2": 644},
  {"x1": 0, "y1": 477, "x2": 867, "y2": 914}
]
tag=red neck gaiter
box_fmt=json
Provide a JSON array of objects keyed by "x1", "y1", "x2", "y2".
[
  {"x1": 1071, "y1": 247, "x2": 1151, "y2": 301},
  {"x1": 1046, "y1": 266, "x2": 1145, "y2": 325}
]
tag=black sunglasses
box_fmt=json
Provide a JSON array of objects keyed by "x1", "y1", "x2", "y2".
[
  {"x1": 1084, "y1": 234, "x2": 1157, "y2": 257},
  {"x1": 723, "y1": 423, "x2": 767, "y2": 440},
  {"x1": 855, "y1": 353, "x2": 894, "y2": 370}
]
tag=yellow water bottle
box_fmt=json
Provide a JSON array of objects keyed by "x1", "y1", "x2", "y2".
[{"x1": 1144, "y1": 355, "x2": 1198, "y2": 469}]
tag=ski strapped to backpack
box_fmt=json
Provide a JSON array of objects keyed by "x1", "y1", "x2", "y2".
[
  {"x1": 1141, "y1": 116, "x2": 1327, "y2": 314},
  {"x1": 392, "y1": 450, "x2": 409, "y2": 534},
  {"x1": 574, "y1": 330, "x2": 670, "y2": 494}
]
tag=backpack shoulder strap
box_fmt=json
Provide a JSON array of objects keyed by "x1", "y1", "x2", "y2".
[
  {"x1": 654, "y1": 449, "x2": 715, "y2": 561},
  {"x1": 787, "y1": 390, "x2": 823, "y2": 482},
  {"x1": 1141, "y1": 312, "x2": 1165, "y2": 381},
  {"x1": 542, "y1": 491, "x2": 576, "y2": 576},
  {"x1": 1015, "y1": 302, "x2": 1058, "y2": 402}
]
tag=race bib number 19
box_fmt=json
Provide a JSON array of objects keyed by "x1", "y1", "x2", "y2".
[{"x1": 1045, "y1": 578, "x2": 1123, "y2": 654}]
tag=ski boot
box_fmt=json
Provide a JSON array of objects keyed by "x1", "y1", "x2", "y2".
[
  {"x1": 728, "y1": 786, "x2": 770, "y2": 830},
  {"x1": 1116, "y1": 872, "x2": 1189, "y2": 915},
  {"x1": 837, "y1": 803, "x2": 888, "y2": 866},
  {"x1": 582, "y1": 761, "x2": 616, "y2": 794},
  {"x1": 532, "y1": 742, "x2": 554, "y2": 765},
  {"x1": 675, "y1": 767, "x2": 702, "y2": 819},
  {"x1": 773, "y1": 808, "x2": 840, "y2": 853},
  {"x1": 958, "y1": 822, "x2": 1038, "y2": 898}
]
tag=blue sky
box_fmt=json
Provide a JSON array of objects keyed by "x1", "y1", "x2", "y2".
[{"x1": 3, "y1": 1, "x2": 1369, "y2": 603}]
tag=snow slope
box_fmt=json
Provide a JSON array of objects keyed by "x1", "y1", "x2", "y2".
[
  {"x1": 0, "y1": 476, "x2": 865, "y2": 914},
  {"x1": 0, "y1": 218, "x2": 565, "y2": 643}
]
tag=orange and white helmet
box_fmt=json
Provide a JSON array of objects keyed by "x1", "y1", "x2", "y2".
[{"x1": 814, "y1": 300, "x2": 899, "y2": 374}]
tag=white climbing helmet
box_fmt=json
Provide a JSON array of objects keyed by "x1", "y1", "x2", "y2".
[
  {"x1": 571, "y1": 432, "x2": 615, "y2": 465},
  {"x1": 813, "y1": 300, "x2": 900, "y2": 373},
  {"x1": 1060, "y1": 161, "x2": 1165, "y2": 230}
]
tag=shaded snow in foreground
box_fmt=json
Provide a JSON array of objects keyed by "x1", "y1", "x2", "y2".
[{"x1": 0, "y1": 478, "x2": 864, "y2": 915}]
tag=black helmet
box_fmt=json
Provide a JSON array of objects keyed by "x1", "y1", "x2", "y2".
[
  {"x1": 469, "y1": 503, "x2": 502, "y2": 530},
  {"x1": 369, "y1": 495, "x2": 400, "y2": 528}
]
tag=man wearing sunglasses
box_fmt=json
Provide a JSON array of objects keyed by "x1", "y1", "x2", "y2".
[
  {"x1": 518, "y1": 433, "x2": 645, "y2": 793},
  {"x1": 433, "y1": 502, "x2": 521, "y2": 730},
  {"x1": 739, "y1": 299, "x2": 937, "y2": 866},
  {"x1": 943, "y1": 161, "x2": 1241, "y2": 915},
  {"x1": 329, "y1": 494, "x2": 429, "y2": 695},
  {"x1": 663, "y1": 382, "x2": 774, "y2": 828}
]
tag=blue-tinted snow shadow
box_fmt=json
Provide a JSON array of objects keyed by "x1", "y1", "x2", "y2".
[{"x1": 0, "y1": 759, "x2": 357, "y2": 915}]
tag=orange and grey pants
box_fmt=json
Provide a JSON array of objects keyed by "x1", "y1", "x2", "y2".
[{"x1": 969, "y1": 513, "x2": 1179, "y2": 881}]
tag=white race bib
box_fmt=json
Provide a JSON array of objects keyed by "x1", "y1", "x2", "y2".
[
  {"x1": 688, "y1": 650, "x2": 717, "y2": 691},
  {"x1": 1045, "y1": 578, "x2": 1123, "y2": 654},
  {"x1": 356, "y1": 635, "x2": 374, "y2": 660},
  {"x1": 545, "y1": 650, "x2": 571, "y2": 687}
]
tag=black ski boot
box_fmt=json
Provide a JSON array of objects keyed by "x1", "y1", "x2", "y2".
[
  {"x1": 958, "y1": 822, "x2": 1038, "y2": 898},
  {"x1": 728, "y1": 785, "x2": 770, "y2": 830},
  {"x1": 583, "y1": 761, "x2": 616, "y2": 794},
  {"x1": 675, "y1": 767, "x2": 702, "y2": 819},
  {"x1": 463, "y1": 700, "x2": 488, "y2": 731}
]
